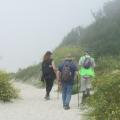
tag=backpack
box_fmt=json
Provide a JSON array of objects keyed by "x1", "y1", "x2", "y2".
[
  {"x1": 61, "y1": 61, "x2": 72, "y2": 81},
  {"x1": 83, "y1": 57, "x2": 92, "y2": 69}
]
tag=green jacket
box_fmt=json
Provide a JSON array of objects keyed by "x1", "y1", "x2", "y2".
[{"x1": 79, "y1": 55, "x2": 95, "y2": 77}]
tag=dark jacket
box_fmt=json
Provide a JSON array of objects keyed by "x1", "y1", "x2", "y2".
[{"x1": 42, "y1": 59, "x2": 56, "y2": 81}]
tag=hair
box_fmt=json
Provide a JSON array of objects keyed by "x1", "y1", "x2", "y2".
[
  {"x1": 43, "y1": 51, "x2": 52, "y2": 62},
  {"x1": 64, "y1": 53, "x2": 73, "y2": 60},
  {"x1": 84, "y1": 50, "x2": 90, "y2": 55}
]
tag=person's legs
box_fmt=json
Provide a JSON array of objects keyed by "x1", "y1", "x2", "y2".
[
  {"x1": 45, "y1": 80, "x2": 50, "y2": 99},
  {"x1": 81, "y1": 77, "x2": 90, "y2": 104},
  {"x1": 80, "y1": 77, "x2": 86, "y2": 92},
  {"x1": 80, "y1": 77, "x2": 87, "y2": 104},
  {"x1": 45, "y1": 79, "x2": 54, "y2": 99},
  {"x1": 81, "y1": 77, "x2": 91, "y2": 103},
  {"x1": 81, "y1": 91, "x2": 87, "y2": 104},
  {"x1": 48, "y1": 79, "x2": 54, "y2": 94},
  {"x1": 62, "y1": 84, "x2": 67, "y2": 107},
  {"x1": 86, "y1": 89, "x2": 90, "y2": 97},
  {"x1": 64, "y1": 84, "x2": 73, "y2": 109},
  {"x1": 86, "y1": 77, "x2": 92, "y2": 97},
  {"x1": 82, "y1": 77, "x2": 91, "y2": 98}
]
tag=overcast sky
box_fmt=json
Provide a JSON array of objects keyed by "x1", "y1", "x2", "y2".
[{"x1": 0, "y1": 0, "x2": 109, "y2": 72}]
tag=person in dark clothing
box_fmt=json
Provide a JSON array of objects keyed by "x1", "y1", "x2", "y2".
[
  {"x1": 41, "y1": 51, "x2": 57, "y2": 100},
  {"x1": 57, "y1": 55, "x2": 77, "y2": 110}
]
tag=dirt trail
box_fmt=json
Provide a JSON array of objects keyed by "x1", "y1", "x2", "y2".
[{"x1": 0, "y1": 82, "x2": 82, "y2": 120}]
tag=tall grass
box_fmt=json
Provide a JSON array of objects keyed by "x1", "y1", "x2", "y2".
[{"x1": 0, "y1": 71, "x2": 19, "y2": 102}]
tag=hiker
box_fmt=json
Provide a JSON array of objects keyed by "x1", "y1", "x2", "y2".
[
  {"x1": 57, "y1": 54, "x2": 77, "y2": 110},
  {"x1": 79, "y1": 51, "x2": 95, "y2": 104},
  {"x1": 41, "y1": 51, "x2": 57, "y2": 100}
]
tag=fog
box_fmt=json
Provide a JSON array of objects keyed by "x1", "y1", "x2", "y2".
[{"x1": 0, "y1": 0, "x2": 109, "y2": 72}]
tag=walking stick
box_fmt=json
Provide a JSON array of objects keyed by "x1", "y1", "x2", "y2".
[
  {"x1": 57, "y1": 83, "x2": 60, "y2": 99},
  {"x1": 57, "y1": 71, "x2": 62, "y2": 100},
  {"x1": 57, "y1": 71, "x2": 60, "y2": 100},
  {"x1": 77, "y1": 74, "x2": 80, "y2": 108}
]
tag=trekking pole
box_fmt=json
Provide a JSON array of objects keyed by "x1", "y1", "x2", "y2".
[
  {"x1": 57, "y1": 83, "x2": 59, "y2": 99},
  {"x1": 56, "y1": 71, "x2": 59, "y2": 99},
  {"x1": 77, "y1": 74, "x2": 80, "y2": 108}
]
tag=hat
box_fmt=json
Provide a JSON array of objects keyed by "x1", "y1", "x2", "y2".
[{"x1": 65, "y1": 54, "x2": 74, "y2": 60}]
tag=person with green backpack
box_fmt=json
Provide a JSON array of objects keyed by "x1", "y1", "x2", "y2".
[{"x1": 79, "y1": 51, "x2": 95, "y2": 104}]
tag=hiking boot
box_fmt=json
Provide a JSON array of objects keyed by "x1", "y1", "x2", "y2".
[
  {"x1": 45, "y1": 96, "x2": 50, "y2": 100},
  {"x1": 64, "y1": 105, "x2": 70, "y2": 110},
  {"x1": 63, "y1": 105, "x2": 66, "y2": 108},
  {"x1": 44, "y1": 95, "x2": 50, "y2": 100}
]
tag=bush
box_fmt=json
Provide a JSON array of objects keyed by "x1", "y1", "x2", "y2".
[
  {"x1": 72, "y1": 83, "x2": 80, "y2": 95},
  {"x1": 72, "y1": 76, "x2": 80, "y2": 95},
  {"x1": 53, "y1": 45, "x2": 83, "y2": 65},
  {"x1": 87, "y1": 71, "x2": 120, "y2": 120},
  {"x1": 0, "y1": 71, "x2": 19, "y2": 102},
  {"x1": 96, "y1": 56, "x2": 120, "y2": 73},
  {"x1": 15, "y1": 64, "x2": 41, "y2": 82}
]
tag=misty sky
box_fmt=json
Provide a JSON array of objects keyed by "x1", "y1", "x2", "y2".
[{"x1": 0, "y1": 0, "x2": 109, "y2": 72}]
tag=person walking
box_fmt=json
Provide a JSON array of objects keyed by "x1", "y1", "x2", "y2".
[
  {"x1": 79, "y1": 51, "x2": 95, "y2": 104},
  {"x1": 57, "y1": 54, "x2": 77, "y2": 110},
  {"x1": 41, "y1": 51, "x2": 57, "y2": 100}
]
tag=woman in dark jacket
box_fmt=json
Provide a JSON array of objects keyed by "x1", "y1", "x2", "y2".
[{"x1": 42, "y1": 51, "x2": 57, "y2": 100}]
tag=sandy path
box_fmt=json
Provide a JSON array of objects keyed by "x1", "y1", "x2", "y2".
[{"x1": 0, "y1": 82, "x2": 82, "y2": 120}]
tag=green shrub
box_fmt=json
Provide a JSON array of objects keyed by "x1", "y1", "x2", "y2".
[
  {"x1": 72, "y1": 83, "x2": 80, "y2": 95},
  {"x1": 0, "y1": 71, "x2": 19, "y2": 102},
  {"x1": 14, "y1": 63, "x2": 42, "y2": 87},
  {"x1": 96, "y1": 56, "x2": 120, "y2": 73},
  {"x1": 72, "y1": 76, "x2": 80, "y2": 95},
  {"x1": 53, "y1": 45, "x2": 83, "y2": 65},
  {"x1": 87, "y1": 71, "x2": 120, "y2": 120}
]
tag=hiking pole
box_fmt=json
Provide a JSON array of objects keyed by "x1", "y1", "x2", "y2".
[
  {"x1": 56, "y1": 71, "x2": 59, "y2": 99},
  {"x1": 57, "y1": 71, "x2": 61, "y2": 100},
  {"x1": 57, "y1": 83, "x2": 60, "y2": 99},
  {"x1": 77, "y1": 74, "x2": 80, "y2": 108}
]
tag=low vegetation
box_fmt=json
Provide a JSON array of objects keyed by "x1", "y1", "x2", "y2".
[
  {"x1": 0, "y1": 71, "x2": 18, "y2": 102},
  {"x1": 86, "y1": 57, "x2": 120, "y2": 120},
  {"x1": 14, "y1": 64, "x2": 42, "y2": 87}
]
